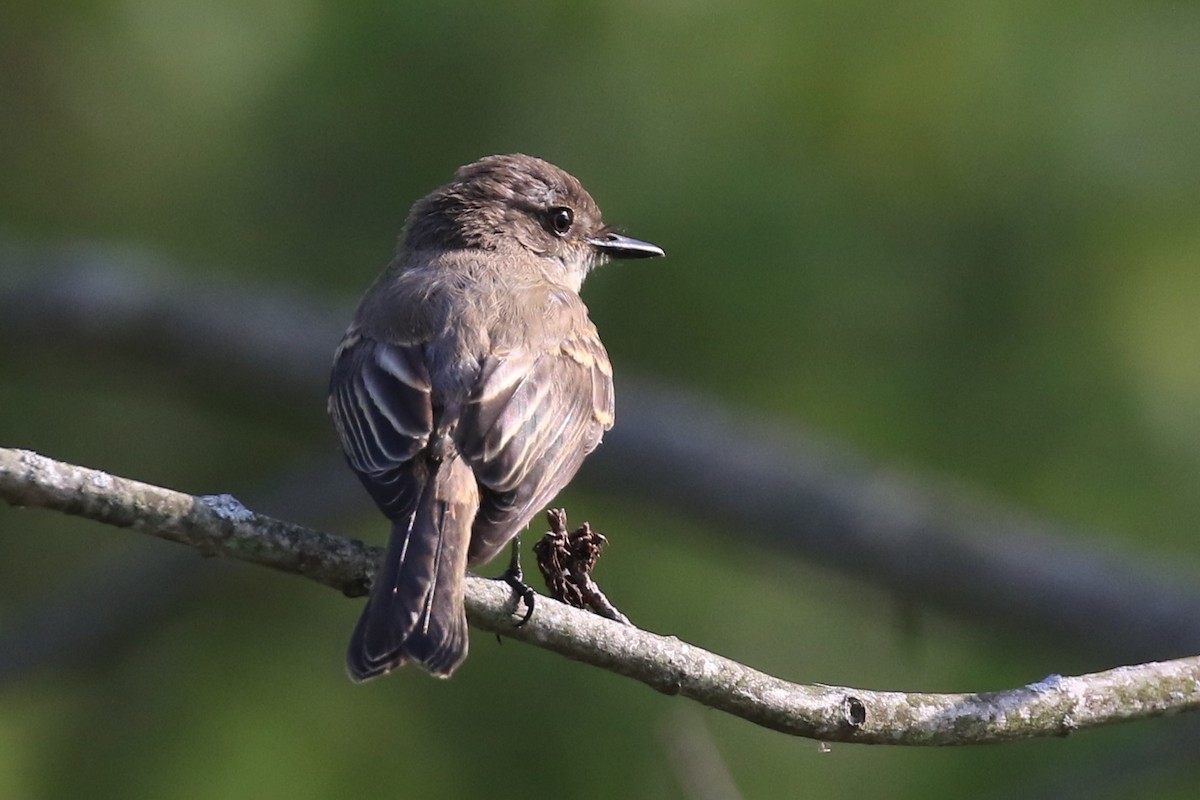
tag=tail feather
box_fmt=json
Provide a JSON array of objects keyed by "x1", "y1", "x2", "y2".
[{"x1": 347, "y1": 459, "x2": 476, "y2": 681}]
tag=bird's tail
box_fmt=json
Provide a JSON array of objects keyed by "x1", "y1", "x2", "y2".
[{"x1": 347, "y1": 458, "x2": 477, "y2": 681}]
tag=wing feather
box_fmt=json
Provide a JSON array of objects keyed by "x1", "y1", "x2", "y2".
[
  {"x1": 459, "y1": 331, "x2": 614, "y2": 566},
  {"x1": 329, "y1": 336, "x2": 433, "y2": 518}
]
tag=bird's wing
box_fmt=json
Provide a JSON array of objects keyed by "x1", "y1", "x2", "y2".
[
  {"x1": 327, "y1": 332, "x2": 434, "y2": 516},
  {"x1": 458, "y1": 328, "x2": 614, "y2": 566}
]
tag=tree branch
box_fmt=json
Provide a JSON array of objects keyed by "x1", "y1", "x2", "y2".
[
  {"x1": 4, "y1": 445, "x2": 1199, "y2": 745},
  {"x1": 0, "y1": 454, "x2": 369, "y2": 683}
]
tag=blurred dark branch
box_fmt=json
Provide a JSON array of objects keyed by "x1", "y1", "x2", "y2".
[
  {"x1": 4, "y1": 244, "x2": 1200, "y2": 665},
  {"x1": 4, "y1": 446, "x2": 1200, "y2": 745},
  {"x1": 0, "y1": 243, "x2": 341, "y2": 392}
]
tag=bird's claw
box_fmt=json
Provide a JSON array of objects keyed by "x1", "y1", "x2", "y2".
[
  {"x1": 498, "y1": 535, "x2": 536, "y2": 626},
  {"x1": 502, "y1": 573, "x2": 536, "y2": 627}
]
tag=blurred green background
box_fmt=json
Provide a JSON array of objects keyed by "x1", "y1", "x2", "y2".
[{"x1": 4, "y1": 1, "x2": 1200, "y2": 798}]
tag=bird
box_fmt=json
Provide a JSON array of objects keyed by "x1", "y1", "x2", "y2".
[{"x1": 328, "y1": 154, "x2": 663, "y2": 680}]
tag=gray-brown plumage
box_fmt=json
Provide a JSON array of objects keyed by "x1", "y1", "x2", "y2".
[{"x1": 328, "y1": 154, "x2": 663, "y2": 680}]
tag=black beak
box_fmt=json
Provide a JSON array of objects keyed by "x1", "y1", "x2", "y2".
[{"x1": 587, "y1": 232, "x2": 665, "y2": 259}]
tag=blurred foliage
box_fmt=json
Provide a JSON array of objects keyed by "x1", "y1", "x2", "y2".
[{"x1": 3, "y1": 1, "x2": 1200, "y2": 798}]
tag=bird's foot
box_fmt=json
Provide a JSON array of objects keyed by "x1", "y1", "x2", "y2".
[{"x1": 497, "y1": 535, "x2": 535, "y2": 627}]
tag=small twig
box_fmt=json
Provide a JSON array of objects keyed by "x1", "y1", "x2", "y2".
[
  {"x1": 534, "y1": 509, "x2": 631, "y2": 624},
  {"x1": 5, "y1": 446, "x2": 1200, "y2": 745},
  {"x1": 659, "y1": 706, "x2": 744, "y2": 800}
]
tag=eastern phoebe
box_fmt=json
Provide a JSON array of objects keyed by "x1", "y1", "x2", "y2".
[{"x1": 329, "y1": 154, "x2": 663, "y2": 679}]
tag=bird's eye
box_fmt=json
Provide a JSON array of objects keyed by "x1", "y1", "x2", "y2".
[{"x1": 549, "y1": 206, "x2": 574, "y2": 236}]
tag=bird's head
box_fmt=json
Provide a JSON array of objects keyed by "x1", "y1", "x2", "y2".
[{"x1": 402, "y1": 154, "x2": 663, "y2": 291}]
